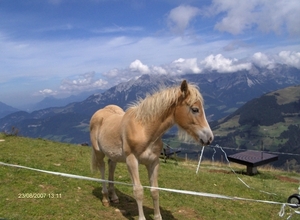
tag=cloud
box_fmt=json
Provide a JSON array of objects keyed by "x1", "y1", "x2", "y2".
[
  {"x1": 208, "y1": 1, "x2": 257, "y2": 35},
  {"x1": 37, "y1": 51, "x2": 300, "y2": 98},
  {"x1": 101, "y1": 51, "x2": 300, "y2": 87},
  {"x1": 59, "y1": 72, "x2": 108, "y2": 93},
  {"x1": 207, "y1": 0, "x2": 300, "y2": 36},
  {"x1": 103, "y1": 68, "x2": 120, "y2": 77},
  {"x1": 171, "y1": 58, "x2": 202, "y2": 74},
  {"x1": 129, "y1": 60, "x2": 150, "y2": 74},
  {"x1": 252, "y1": 52, "x2": 275, "y2": 69},
  {"x1": 167, "y1": 5, "x2": 200, "y2": 34},
  {"x1": 103, "y1": 58, "x2": 203, "y2": 83},
  {"x1": 39, "y1": 89, "x2": 57, "y2": 96},
  {"x1": 1, "y1": 30, "x2": 275, "y2": 87},
  {"x1": 103, "y1": 68, "x2": 134, "y2": 84},
  {"x1": 201, "y1": 54, "x2": 252, "y2": 73},
  {"x1": 103, "y1": 60, "x2": 168, "y2": 84},
  {"x1": 278, "y1": 51, "x2": 300, "y2": 69},
  {"x1": 152, "y1": 66, "x2": 167, "y2": 75},
  {"x1": 103, "y1": 54, "x2": 254, "y2": 84}
]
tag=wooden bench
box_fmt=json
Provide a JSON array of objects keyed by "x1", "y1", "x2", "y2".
[
  {"x1": 227, "y1": 150, "x2": 278, "y2": 175},
  {"x1": 160, "y1": 145, "x2": 181, "y2": 163}
]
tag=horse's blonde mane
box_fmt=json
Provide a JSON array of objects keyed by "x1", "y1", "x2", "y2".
[{"x1": 127, "y1": 83, "x2": 203, "y2": 124}]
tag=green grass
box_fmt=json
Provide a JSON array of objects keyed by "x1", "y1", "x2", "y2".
[
  {"x1": 1, "y1": 133, "x2": 300, "y2": 220},
  {"x1": 214, "y1": 115, "x2": 240, "y2": 136},
  {"x1": 269, "y1": 85, "x2": 300, "y2": 105}
]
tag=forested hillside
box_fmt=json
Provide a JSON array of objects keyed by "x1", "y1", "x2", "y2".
[{"x1": 212, "y1": 85, "x2": 300, "y2": 170}]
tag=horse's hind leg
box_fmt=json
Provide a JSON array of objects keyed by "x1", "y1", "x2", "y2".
[
  {"x1": 108, "y1": 159, "x2": 119, "y2": 203},
  {"x1": 92, "y1": 149, "x2": 110, "y2": 206}
]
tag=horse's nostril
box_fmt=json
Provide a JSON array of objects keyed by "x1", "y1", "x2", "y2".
[{"x1": 200, "y1": 137, "x2": 213, "y2": 146}]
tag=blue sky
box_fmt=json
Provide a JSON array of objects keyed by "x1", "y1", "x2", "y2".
[{"x1": 1, "y1": 0, "x2": 300, "y2": 108}]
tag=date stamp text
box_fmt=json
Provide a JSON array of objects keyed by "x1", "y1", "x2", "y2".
[{"x1": 18, "y1": 193, "x2": 62, "y2": 199}]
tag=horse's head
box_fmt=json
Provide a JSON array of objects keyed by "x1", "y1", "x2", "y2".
[{"x1": 174, "y1": 80, "x2": 214, "y2": 146}]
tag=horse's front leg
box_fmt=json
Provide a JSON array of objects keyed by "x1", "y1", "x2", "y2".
[
  {"x1": 126, "y1": 154, "x2": 146, "y2": 220},
  {"x1": 108, "y1": 159, "x2": 119, "y2": 203},
  {"x1": 147, "y1": 158, "x2": 162, "y2": 220}
]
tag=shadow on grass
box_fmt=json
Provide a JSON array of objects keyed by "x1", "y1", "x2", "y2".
[{"x1": 92, "y1": 187, "x2": 177, "y2": 220}]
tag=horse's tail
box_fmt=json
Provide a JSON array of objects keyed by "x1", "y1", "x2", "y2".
[
  {"x1": 90, "y1": 110, "x2": 103, "y2": 173},
  {"x1": 91, "y1": 147, "x2": 99, "y2": 173}
]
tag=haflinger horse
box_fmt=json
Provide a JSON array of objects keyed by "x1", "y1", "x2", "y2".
[{"x1": 90, "y1": 80, "x2": 213, "y2": 220}]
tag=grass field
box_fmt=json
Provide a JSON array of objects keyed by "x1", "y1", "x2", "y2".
[{"x1": 1, "y1": 133, "x2": 300, "y2": 220}]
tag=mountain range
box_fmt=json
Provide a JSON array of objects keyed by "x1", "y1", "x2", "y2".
[
  {"x1": 0, "y1": 64, "x2": 299, "y2": 147},
  {"x1": 17, "y1": 88, "x2": 106, "y2": 113},
  {"x1": 0, "y1": 102, "x2": 19, "y2": 119}
]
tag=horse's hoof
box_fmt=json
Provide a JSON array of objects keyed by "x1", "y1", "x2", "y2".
[
  {"x1": 102, "y1": 201, "x2": 110, "y2": 207},
  {"x1": 154, "y1": 214, "x2": 162, "y2": 220},
  {"x1": 111, "y1": 198, "x2": 119, "y2": 204}
]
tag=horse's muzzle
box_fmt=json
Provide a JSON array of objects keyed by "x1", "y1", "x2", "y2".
[
  {"x1": 199, "y1": 128, "x2": 214, "y2": 146},
  {"x1": 200, "y1": 136, "x2": 213, "y2": 146}
]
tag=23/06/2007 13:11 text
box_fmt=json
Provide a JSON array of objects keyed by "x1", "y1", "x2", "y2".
[{"x1": 18, "y1": 193, "x2": 62, "y2": 199}]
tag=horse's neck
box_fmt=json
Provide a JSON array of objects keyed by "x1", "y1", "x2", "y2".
[{"x1": 146, "y1": 108, "x2": 175, "y2": 140}]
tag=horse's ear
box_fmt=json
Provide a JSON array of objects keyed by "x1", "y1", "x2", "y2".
[{"x1": 180, "y1": 80, "x2": 188, "y2": 97}]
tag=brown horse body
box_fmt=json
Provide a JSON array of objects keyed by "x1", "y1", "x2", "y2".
[{"x1": 90, "y1": 80, "x2": 213, "y2": 220}]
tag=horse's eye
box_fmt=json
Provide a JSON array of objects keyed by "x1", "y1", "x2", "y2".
[{"x1": 191, "y1": 107, "x2": 199, "y2": 113}]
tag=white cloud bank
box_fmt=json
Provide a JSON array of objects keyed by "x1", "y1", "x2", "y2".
[
  {"x1": 129, "y1": 60, "x2": 150, "y2": 74},
  {"x1": 39, "y1": 89, "x2": 57, "y2": 96},
  {"x1": 252, "y1": 51, "x2": 300, "y2": 69},
  {"x1": 278, "y1": 51, "x2": 300, "y2": 69},
  {"x1": 252, "y1": 52, "x2": 275, "y2": 69},
  {"x1": 165, "y1": 1, "x2": 300, "y2": 36},
  {"x1": 36, "y1": 50, "x2": 300, "y2": 97},
  {"x1": 39, "y1": 72, "x2": 108, "y2": 96},
  {"x1": 201, "y1": 54, "x2": 252, "y2": 73},
  {"x1": 96, "y1": 50, "x2": 300, "y2": 90},
  {"x1": 206, "y1": 0, "x2": 300, "y2": 36},
  {"x1": 60, "y1": 72, "x2": 107, "y2": 92},
  {"x1": 171, "y1": 58, "x2": 202, "y2": 74}
]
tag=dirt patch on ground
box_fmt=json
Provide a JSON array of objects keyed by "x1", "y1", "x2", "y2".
[
  {"x1": 176, "y1": 207, "x2": 204, "y2": 220},
  {"x1": 276, "y1": 175, "x2": 299, "y2": 183}
]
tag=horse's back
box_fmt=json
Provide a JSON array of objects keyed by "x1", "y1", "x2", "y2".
[
  {"x1": 102, "y1": 105, "x2": 124, "y2": 115},
  {"x1": 90, "y1": 105, "x2": 124, "y2": 126},
  {"x1": 90, "y1": 105, "x2": 125, "y2": 161}
]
